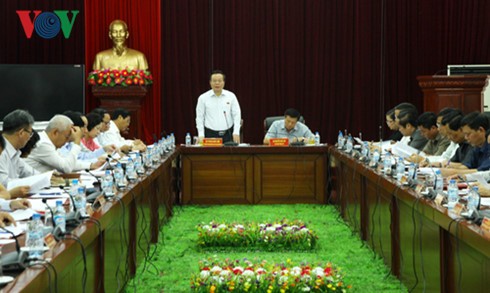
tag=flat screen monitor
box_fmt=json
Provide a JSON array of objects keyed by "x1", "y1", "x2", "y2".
[
  {"x1": 447, "y1": 64, "x2": 490, "y2": 76},
  {"x1": 0, "y1": 64, "x2": 85, "y2": 121}
]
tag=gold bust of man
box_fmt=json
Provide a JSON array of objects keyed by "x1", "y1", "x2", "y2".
[{"x1": 93, "y1": 19, "x2": 149, "y2": 71}]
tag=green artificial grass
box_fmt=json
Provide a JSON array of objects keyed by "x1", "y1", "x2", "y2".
[{"x1": 127, "y1": 204, "x2": 407, "y2": 293}]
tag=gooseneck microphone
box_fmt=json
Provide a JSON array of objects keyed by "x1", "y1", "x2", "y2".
[
  {"x1": 107, "y1": 154, "x2": 122, "y2": 165},
  {"x1": 0, "y1": 227, "x2": 20, "y2": 254},
  {"x1": 0, "y1": 226, "x2": 29, "y2": 269},
  {"x1": 84, "y1": 169, "x2": 102, "y2": 191},
  {"x1": 42, "y1": 198, "x2": 65, "y2": 240},
  {"x1": 42, "y1": 198, "x2": 56, "y2": 228},
  {"x1": 59, "y1": 185, "x2": 77, "y2": 214}
]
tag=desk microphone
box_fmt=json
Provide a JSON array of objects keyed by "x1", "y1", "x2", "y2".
[
  {"x1": 107, "y1": 154, "x2": 122, "y2": 165},
  {"x1": 223, "y1": 111, "x2": 238, "y2": 146},
  {"x1": 0, "y1": 227, "x2": 28, "y2": 270},
  {"x1": 59, "y1": 185, "x2": 77, "y2": 214},
  {"x1": 0, "y1": 227, "x2": 20, "y2": 255},
  {"x1": 41, "y1": 199, "x2": 64, "y2": 240},
  {"x1": 58, "y1": 185, "x2": 84, "y2": 225},
  {"x1": 84, "y1": 169, "x2": 102, "y2": 191},
  {"x1": 432, "y1": 68, "x2": 447, "y2": 76}
]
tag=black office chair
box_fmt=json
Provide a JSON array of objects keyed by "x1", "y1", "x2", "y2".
[{"x1": 263, "y1": 115, "x2": 305, "y2": 134}]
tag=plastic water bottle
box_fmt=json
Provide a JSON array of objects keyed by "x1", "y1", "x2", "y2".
[
  {"x1": 53, "y1": 200, "x2": 66, "y2": 234},
  {"x1": 434, "y1": 169, "x2": 444, "y2": 192},
  {"x1": 361, "y1": 142, "x2": 369, "y2": 158},
  {"x1": 114, "y1": 162, "x2": 126, "y2": 188},
  {"x1": 345, "y1": 135, "x2": 353, "y2": 153},
  {"x1": 135, "y1": 153, "x2": 145, "y2": 175},
  {"x1": 314, "y1": 132, "x2": 320, "y2": 145},
  {"x1": 383, "y1": 152, "x2": 392, "y2": 175},
  {"x1": 102, "y1": 170, "x2": 114, "y2": 196},
  {"x1": 408, "y1": 163, "x2": 416, "y2": 181},
  {"x1": 467, "y1": 186, "x2": 480, "y2": 214},
  {"x1": 75, "y1": 187, "x2": 86, "y2": 217},
  {"x1": 370, "y1": 149, "x2": 380, "y2": 167},
  {"x1": 145, "y1": 148, "x2": 153, "y2": 169},
  {"x1": 447, "y1": 179, "x2": 459, "y2": 209},
  {"x1": 126, "y1": 157, "x2": 137, "y2": 181},
  {"x1": 152, "y1": 146, "x2": 160, "y2": 167},
  {"x1": 25, "y1": 213, "x2": 44, "y2": 259},
  {"x1": 185, "y1": 133, "x2": 191, "y2": 146},
  {"x1": 425, "y1": 170, "x2": 435, "y2": 189},
  {"x1": 396, "y1": 157, "x2": 405, "y2": 183},
  {"x1": 337, "y1": 131, "x2": 344, "y2": 149},
  {"x1": 170, "y1": 133, "x2": 176, "y2": 149}
]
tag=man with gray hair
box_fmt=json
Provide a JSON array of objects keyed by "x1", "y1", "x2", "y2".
[
  {"x1": 25, "y1": 114, "x2": 102, "y2": 173},
  {"x1": 0, "y1": 109, "x2": 38, "y2": 198}
]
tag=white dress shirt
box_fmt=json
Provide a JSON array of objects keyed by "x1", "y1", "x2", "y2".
[
  {"x1": 24, "y1": 131, "x2": 87, "y2": 173},
  {"x1": 0, "y1": 199, "x2": 12, "y2": 211},
  {"x1": 195, "y1": 89, "x2": 241, "y2": 137},
  {"x1": 0, "y1": 137, "x2": 38, "y2": 186},
  {"x1": 399, "y1": 136, "x2": 411, "y2": 145},
  {"x1": 97, "y1": 120, "x2": 132, "y2": 148}
]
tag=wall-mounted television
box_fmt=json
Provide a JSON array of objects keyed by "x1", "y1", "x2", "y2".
[
  {"x1": 447, "y1": 64, "x2": 490, "y2": 75},
  {"x1": 0, "y1": 64, "x2": 85, "y2": 121}
]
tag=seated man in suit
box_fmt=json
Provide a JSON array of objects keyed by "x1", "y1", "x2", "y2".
[
  {"x1": 263, "y1": 108, "x2": 314, "y2": 145},
  {"x1": 25, "y1": 115, "x2": 103, "y2": 173},
  {"x1": 397, "y1": 108, "x2": 428, "y2": 151},
  {"x1": 441, "y1": 112, "x2": 490, "y2": 177},
  {"x1": 0, "y1": 109, "x2": 38, "y2": 198},
  {"x1": 414, "y1": 112, "x2": 451, "y2": 156},
  {"x1": 97, "y1": 108, "x2": 146, "y2": 153}
]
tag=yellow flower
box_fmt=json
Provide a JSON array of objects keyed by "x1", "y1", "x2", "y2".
[
  {"x1": 327, "y1": 283, "x2": 332, "y2": 288},
  {"x1": 210, "y1": 285, "x2": 216, "y2": 293}
]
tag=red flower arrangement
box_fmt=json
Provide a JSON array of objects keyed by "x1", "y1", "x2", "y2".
[{"x1": 87, "y1": 68, "x2": 153, "y2": 87}]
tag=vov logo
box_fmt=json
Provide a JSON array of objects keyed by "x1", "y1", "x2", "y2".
[{"x1": 17, "y1": 10, "x2": 79, "y2": 39}]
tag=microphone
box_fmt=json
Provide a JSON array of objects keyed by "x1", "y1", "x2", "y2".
[
  {"x1": 41, "y1": 199, "x2": 64, "y2": 240},
  {"x1": 58, "y1": 185, "x2": 84, "y2": 225},
  {"x1": 0, "y1": 227, "x2": 20, "y2": 255},
  {"x1": 107, "y1": 154, "x2": 122, "y2": 165},
  {"x1": 84, "y1": 169, "x2": 102, "y2": 191},
  {"x1": 223, "y1": 111, "x2": 238, "y2": 146},
  {"x1": 0, "y1": 227, "x2": 28, "y2": 270},
  {"x1": 423, "y1": 158, "x2": 437, "y2": 199},
  {"x1": 433, "y1": 68, "x2": 447, "y2": 76},
  {"x1": 59, "y1": 185, "x2": 77, "y2": 214}
]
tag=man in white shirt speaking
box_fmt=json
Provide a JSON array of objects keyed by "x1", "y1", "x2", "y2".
[{"x1": 195, "y1": 70, "x2": 241, "y2": 144}]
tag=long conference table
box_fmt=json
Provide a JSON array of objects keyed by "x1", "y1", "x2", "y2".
[
  {"x1": 5, "y1": 145, "x2": 489, "y2": 292},
  {"x1": 179, "y1": 145, "x2": 329, "y2": 204},
  {"x1": 2, "y1": 150, "x2": 178, "y2": 293},
  {"x1": 330, "y1": 147, "x2": 490, "y2": 293}
]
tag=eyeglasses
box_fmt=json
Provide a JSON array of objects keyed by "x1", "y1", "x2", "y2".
[{"x1": 23, "y1": 128, "x2": 34, "y2": 138}]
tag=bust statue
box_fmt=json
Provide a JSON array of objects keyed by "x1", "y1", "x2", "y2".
[{"x1": 92, "y1": 19, "x2": 149, "y2": 71}]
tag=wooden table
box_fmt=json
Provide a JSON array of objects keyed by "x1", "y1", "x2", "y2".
[
  {"x1": 180, "y1": 145, "x2": 328, "y2": 204},
  {"x1": 329, "y1": 147, "x2": 490, "y2": 293},
  {"x1": 2, "y1": 150, "x2": 178, "y2": 293}
]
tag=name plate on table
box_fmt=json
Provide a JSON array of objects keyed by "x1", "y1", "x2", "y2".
[
  {"x1": 269, "y1": 138, "x2": 289, "y2": 146},
  {"x1": 203, "y1": 138, "x2": 223, "y2": 147},
  {"x1": 481, "y1": 217, "x2": 490, "y2": 233}
]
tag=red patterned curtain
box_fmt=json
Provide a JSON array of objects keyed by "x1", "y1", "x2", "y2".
[{"x1": 84, "y1": 0, "x2": 161, "y2": 143}]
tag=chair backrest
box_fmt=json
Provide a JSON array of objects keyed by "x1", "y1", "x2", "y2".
[{"x1": 263, "y1": 115, "x2": 305, "y2": 134}]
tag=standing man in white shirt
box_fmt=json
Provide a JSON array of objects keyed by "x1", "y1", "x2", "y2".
[
  {"x1": 196, "y1": 70, "x2": 241, "y2": 144},
  {"x1": 0, "y1": 109, "x2": 38, "y2": 198}
]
